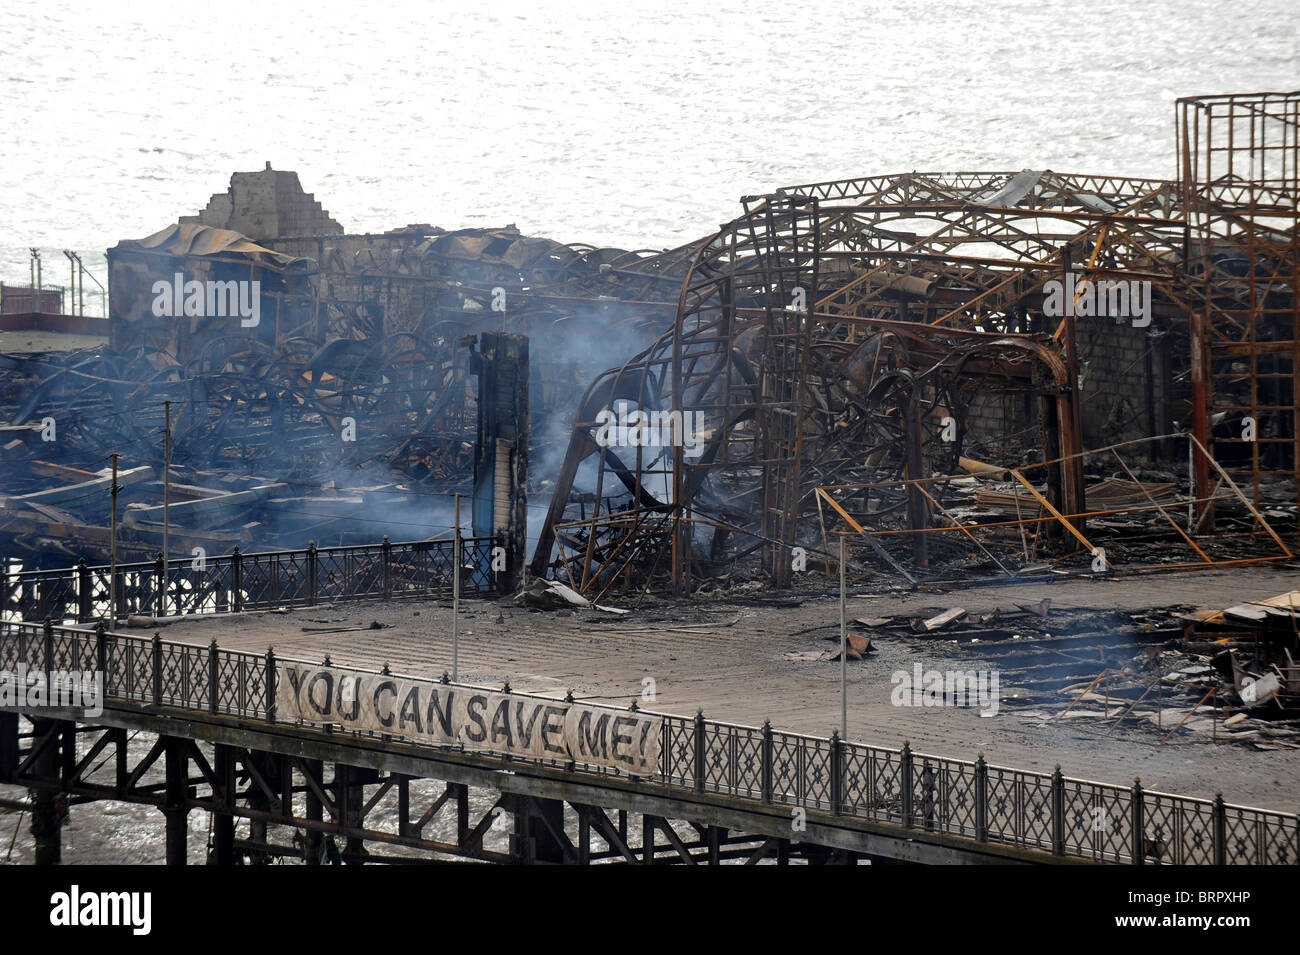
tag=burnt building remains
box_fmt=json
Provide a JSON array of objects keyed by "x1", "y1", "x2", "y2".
[{"x1": 1, "y1": 92, "x2": 1298, "y2": 607}]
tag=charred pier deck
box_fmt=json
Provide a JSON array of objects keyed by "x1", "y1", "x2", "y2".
[{"x1": 2, "y1": 614, "x2": 1296, "y2": 865}]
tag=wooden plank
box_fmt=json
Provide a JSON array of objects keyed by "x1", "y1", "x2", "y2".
[
  {"x1": 0, "y1": 465, "x2": 153, "y2": 509},
  {"x1": 25, "y1": 501, "x2": 79, "y2": 525},
  {"x1": 122, "y1": 483, "x2": 285, "y2": 526},
  {"x1": 0, "y1": 508, "x2": 245, "y2": 550},
  {"x1": 1224, "y1": 604, "x2": 1270, "y2": 623},
  {"x1": 22, "y1": 460, "x2": 100, "y2": 481},
  {"x1": 161, "y1": 483, "x2": 235, "y2": 502},
  {"x1": 923, "y1": 607, "x2": 967, "y2": 631}
]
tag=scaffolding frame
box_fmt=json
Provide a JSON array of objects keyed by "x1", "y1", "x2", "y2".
[{"x1": 1180, "y1": 92, "x2": 1300, "y2": 517}]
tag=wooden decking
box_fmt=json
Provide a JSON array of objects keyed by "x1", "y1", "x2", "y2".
[{"x1": 152, "y1": 565, "x2": 1300, "y2": 811}]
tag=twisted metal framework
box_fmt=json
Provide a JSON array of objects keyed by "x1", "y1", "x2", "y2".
[
  {"x1": 2, "y1": 229, "x2": 707, "y2": 560},
  {"x1": 1180, "y1": 92, "x2": 1300, "y2": 514},
  {"x1": 280, "y1": 227, "x2": 705, "y2": 431},
  {"x1": 2, "y1": 335, "x2": 472, "y2": 482},
  {"x1": 781, "y1": 170, "x2": 1191, "y2": 336},
  {"x1": 816, "y1": 433, "x2": 1291, "y2": 583},
  {"x1": 9, "y1": 115, "x2": 1297, "y2": 588},
  {"x1": 532, "y1": 170, "x2": 1210, "y2": 594}
]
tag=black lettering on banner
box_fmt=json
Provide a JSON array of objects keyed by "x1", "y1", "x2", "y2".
[
  {"x1": 398, "y1": 685, "x2": 423, "y2": 733},
  {"x1": 373, "y1": 680, "x2": 397, "y2": 728},
  {"x1": 465, "y1": 694, "x2": 488, "y2": 742},
  {"x1": 276, "y1": 665, "x2": 662, "y2": 774},
  {"x1": 541, "y1": 705, "x2": 566, "y2": 755},
  {"x1": 307, "y1": 671, "x2": 334, "y2": 717},
  {"x1": 284, "y1": 666, "x2": 309, "y2": 708},
  {"x1": 336, "y1": 676, "x2": 361, "y2": 721},
  {"x1": 611, "y1": 715, "x2": 636, "y2": 766},
  {"x1": 489, "y1": 698, "x2": 513, "y2": 746},
  {"x1": 579, "y1": 710, "x2": 609, "y2": 760},
  {"x1": 426, "y1": 688, "x2": 455, "y2": 739},
  {"x1": 514, "y1": 701, "x2": 543, "y2": 747}
]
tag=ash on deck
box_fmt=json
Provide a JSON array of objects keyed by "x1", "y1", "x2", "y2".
[{"x1": 150, "y1": 565, "x2": 1300, "y2": 810}]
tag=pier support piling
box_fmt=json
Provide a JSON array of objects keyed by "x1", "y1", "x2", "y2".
[
  {"x1": 30, "y1": 718, "x2": 61, "y2": 865},
  {"x1": 0, "y1": 712, "x2": 17, "y2": 783},
  {"x1": 163, "y1": 735, "x2": 188, "y2": 865},
  {"x1": 211, "y1": 744, "x2": 235, "y2": 865},
  {"x1": 336, "y1": 764, "x2": 371, "y2": 864},
  {"x1": 511, "y1": 795, "x2": 569, "y2": 864},
  {"x1": 304, "y1": 758, "x2": 323, "y2": 864}
]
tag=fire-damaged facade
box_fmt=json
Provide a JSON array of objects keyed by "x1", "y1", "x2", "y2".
[
  {"x1": 1, "y1": 92, "x2": 1297, "y2": 610},
  {"x1": 106, "y1": 222, "x2": 318, "y2": 357}
]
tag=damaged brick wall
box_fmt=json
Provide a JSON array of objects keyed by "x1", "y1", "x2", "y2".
[
  {"x1": 181, "y1": 163, "x2": 343, "y2": 241},
  {"x1": 961, "y1": 320, "x2": 1173, "y2": 461}
]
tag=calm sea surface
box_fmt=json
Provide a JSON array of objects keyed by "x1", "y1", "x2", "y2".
[{"x1": 2, "y1": 0, "x2": 1299, "y2": 288}]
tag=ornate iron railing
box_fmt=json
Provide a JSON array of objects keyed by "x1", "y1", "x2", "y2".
[
  {"x1": 2, "y1": 619, "x2": 1295, "y2": 864},
  {"x1": 0, "y1": 536, "x2": 499, "y2": 623}
]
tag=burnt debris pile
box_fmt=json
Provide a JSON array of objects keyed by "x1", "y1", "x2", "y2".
[{"x1": 1, "y1": 184, "x2": 701, "y2": 565}]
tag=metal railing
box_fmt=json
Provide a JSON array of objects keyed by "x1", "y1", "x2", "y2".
[
  {"x1": 0, "y1": 536, "x2": 499, "y2": 623},
  {"x1": 1, "y1": 619, "x2": 1294, "y2": 865}
]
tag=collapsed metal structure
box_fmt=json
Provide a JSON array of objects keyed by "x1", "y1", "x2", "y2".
[
  {"x1": 1, "y1": 223, "x2": 703, "y2": 566},
  {"x1": 2, "y1": 91, "x2": 1297, "y2": 596},
  {"x1": 96, "y1": 221, "x2": 702, "y2": 479},
  {"x1": 531, "y1": 95, "x2": 1300, "y2": 595},
  {"x1": 533, "y1": 174, "x2": 1170, "y2": 593},
  {"x1": 1181, "y1": 92, "x2": 1300, "y2": 518}
]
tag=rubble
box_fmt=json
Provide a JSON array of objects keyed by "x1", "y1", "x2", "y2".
[
  {"x1": 515, "y1": 578, "x2": 628, "y2": 615},
  {"x1": 1182, "y1": 589, "x2": 1300, "y2": 713},
  {"x1": 2, "y1": 92, "x2": 1298, "y2": 624},
  {"x1": 781, "y1": 592, "x2": 1300, "y2": 746},
  {"x1": 921, "y1": 608, "x2": 966, "y2": 632}
]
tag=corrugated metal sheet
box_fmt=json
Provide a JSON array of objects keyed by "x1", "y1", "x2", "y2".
[{"x1": 110, "y1": 223, "x2": 306, "y2": 271}]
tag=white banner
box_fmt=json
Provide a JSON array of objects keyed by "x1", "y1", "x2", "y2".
[
  {"x1": 563, "y1": 703, "x2": 661, "y2": 776},
  {"x1": 276, "y1": 664, "x2": 660, "y2": 775}
]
